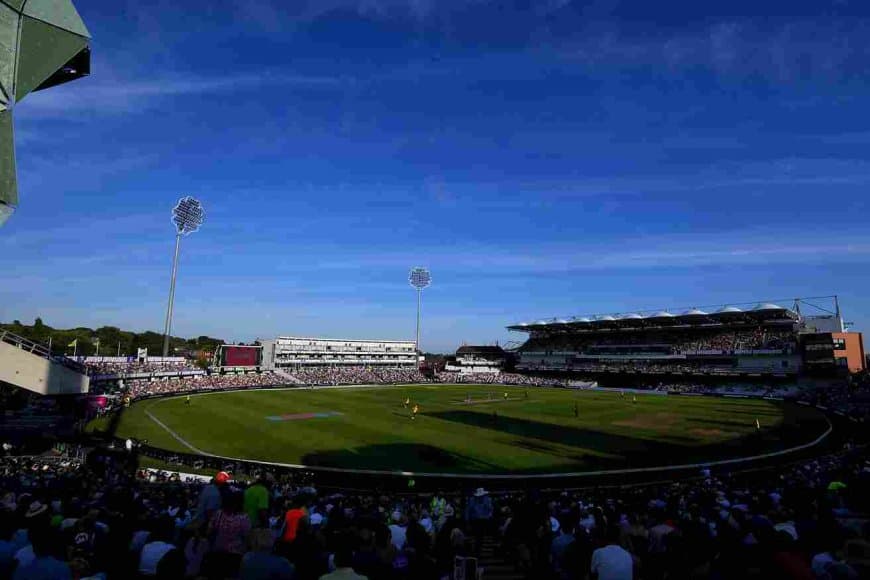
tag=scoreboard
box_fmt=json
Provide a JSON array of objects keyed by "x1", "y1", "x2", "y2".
[{"x1": 217, "y1": 345, "x2": 262, "y2": 368}]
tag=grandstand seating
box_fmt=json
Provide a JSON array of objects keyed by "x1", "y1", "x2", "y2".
[
  {"x1": 515, "y1": 322, "x2": 804, "y2": 377},
  {"x1": 0, "y1": 420, "x2": 866, "y2": 579},
  {"x1": 2, "y1": 361, "x2": 868, "y2": 578}
]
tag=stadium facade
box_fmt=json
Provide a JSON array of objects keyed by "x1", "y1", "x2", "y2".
[
  {"x1": 508, "y1": 298, "x2": 866, "y2": 379},
  {"x1": 444, "y1": 345, "x2": 509, "y2": 374},
  {"x1": 260, "y1": 336, "x2": 417, "y2": 369}
]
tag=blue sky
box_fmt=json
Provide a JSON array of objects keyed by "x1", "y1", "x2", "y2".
[{"x1": 2, "y1": 0, "x2": 870, "y2": 352}]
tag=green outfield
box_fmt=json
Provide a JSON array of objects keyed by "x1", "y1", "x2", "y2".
[{"x1": 91, "y1": 385, "x2": 829, "y2": 475}]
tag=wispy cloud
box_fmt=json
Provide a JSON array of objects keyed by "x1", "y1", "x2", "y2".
[
  {"x1": 557, "y1": 20, "x2": 870, "y2": 83},
  {"x1": 227, "y1": 229, "x2": 870, "y2": 274},
  {"x1": 17, "y1": 72, "x2": 349, "y2": 118}
]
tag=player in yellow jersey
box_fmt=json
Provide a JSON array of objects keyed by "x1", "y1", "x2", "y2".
[{"x1": 412, "y1": 404, "x2": 420, "y2": 420}]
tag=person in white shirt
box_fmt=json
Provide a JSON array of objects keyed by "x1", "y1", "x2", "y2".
[
  {"x1": 388, "y1": 511, "x2": 407, "y2": 550},
  {"x1": 138, "y1": 518, "x2": 177, "y2": 576},
  {"x1": 591, "y1": 525, "x2": 633, "y2": 580}
]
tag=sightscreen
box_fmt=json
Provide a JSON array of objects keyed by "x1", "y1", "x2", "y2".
[{"x1": 222, "y1": 346, "x2": 261, "y2": 367}]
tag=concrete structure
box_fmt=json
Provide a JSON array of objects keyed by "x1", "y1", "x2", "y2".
[
  {"x1": 832, "y1": 332, "x2": 865, "y2": 373},
  {"x1": 445, "y1": 345, "x2": 508, "y2": 374},
  {"x1": 0, "y1": 329, "x2": 89, "y2": 394},
  {"x1": 0, "y1": 0, "x2": 91, "y2": 226},
  {"x1": 261, "y1": 336, "x2": 416, "y2": 368}
]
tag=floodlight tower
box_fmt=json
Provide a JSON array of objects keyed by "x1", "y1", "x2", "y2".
[
  {"x1": 162, "y1": 197, "x2": 204, "y2": 356},
  {"x1": 409, "y1": 267, "x2": 432, "y2": 356}
]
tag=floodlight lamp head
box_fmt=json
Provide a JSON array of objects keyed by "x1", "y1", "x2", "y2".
[
  {"x1": 172, "y1": 196, "x2": 204, "y2": 236},
  {"x1": 409, "y1": 267, "x2": 432, "y2": 290}
]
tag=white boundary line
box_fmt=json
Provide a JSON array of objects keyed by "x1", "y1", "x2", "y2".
[
  {"x1": 144, "y1": 409, "x2": 213, "y2": 456},
  {"x1": 140, "y1": 384, "x2": 835, "y2": 480}
]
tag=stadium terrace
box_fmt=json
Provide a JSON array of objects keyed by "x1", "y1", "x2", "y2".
[{"x1": 507, "y1": 297, "x2": 866, "y2": 379}]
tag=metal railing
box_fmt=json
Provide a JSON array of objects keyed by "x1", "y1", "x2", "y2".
[{"x1": 0, "y1": 329, "x2": 87, "y2": 374}]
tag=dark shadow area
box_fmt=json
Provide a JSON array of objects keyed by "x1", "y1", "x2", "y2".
[
  {"x1": 301, "y1": 443, "x2": 501, "y2": 473},
  {"x1": 424, "y1": 408, "x2": 828, "y2": 471}
]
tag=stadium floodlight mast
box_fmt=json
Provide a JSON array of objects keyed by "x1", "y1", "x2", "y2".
[
  {"x1": 162, "y1": 197, "x2": 205, "y2": 357},
  {"x1": 409, "y1": 267, "x2": 432, "y2": 356}
]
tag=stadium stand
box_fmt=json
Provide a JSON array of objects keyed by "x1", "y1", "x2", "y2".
[
  {"x1": 90, "y1": 372, "x2": 286, "y2": 399},
  {"x1": 289, "y1": 367, "x2": 430, "y2": 386},
  {"x1": 2, "y1": 300, "x2": 867, "y2": 578},
  {"x1": 83, "y1": 359, "x2": 200, "y2": 376},
  {"x1": 0, "y1": 426, "x2": 866, "y2": 579},
  {"x1": 509, "y1": 301, "x2": 866, "y2": 379}
]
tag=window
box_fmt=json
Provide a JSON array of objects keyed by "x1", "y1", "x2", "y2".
[{"x1": 833, "y1": 338, "x2": 846, "y2": 351}]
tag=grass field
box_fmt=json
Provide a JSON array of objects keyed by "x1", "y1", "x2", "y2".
[{"x1": 90, "y1": 385, "x2": 829, "y2": 475}]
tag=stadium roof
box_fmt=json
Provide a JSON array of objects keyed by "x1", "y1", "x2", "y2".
[
  {"x1": 508, "y1": 300, "x2": 801, "y2": 333},
  {"x1": 274, "y1": 336, "x2": 415, "y2": 344},
  {"x1": 0, "y1": 0, "x2": 91, "y2": 226},
  {"x1": 456, "y1": 345, "x2": 507, "y2": 356}
]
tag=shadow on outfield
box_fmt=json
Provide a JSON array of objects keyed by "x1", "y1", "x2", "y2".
[
  {"x1": 301, "y1": 443, "x2": 502, "y2": 474},
  {"x1": 423, "y1": 409, "x2": 785, "y2": 470}
]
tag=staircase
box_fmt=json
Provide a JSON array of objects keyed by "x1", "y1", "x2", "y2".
[
  {"x1": 477, "y1": 535, "x2": 523, "y2": 580},
  {"x1": 0, "y1": 330, "x2": 89, "y2": 395}
]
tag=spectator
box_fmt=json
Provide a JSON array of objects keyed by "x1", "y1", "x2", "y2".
[
  {"x1": 320, "y1": 532, "x2": 367, "y2": 580},
  {"x1": 240, "y1": 524, "x2": 295, "y2": 580},
  {"x1": 466, "y1": 487, "x2": 494, "y2": 543},
  {"x1": 12, "y1": 524, "x2": 71, "y2": 580},
  {"x1": 591, "y1": 524, "x2": 634, "y2": 580},
  {"x1": 206, "y1": 490, "x2": 252, "y2": 575},
  {"x1": 195, "y1": 471, "x2": 227, "y2": 524},
  {"x1": 138, "y1": 517, "x2": 178, "y2": 576},
  {"x1": 245, "y1": 474, "x2": 270, "y2": 526},
  {"x1": 551, "y1": 516, "x2": 576, "y2": 580}
]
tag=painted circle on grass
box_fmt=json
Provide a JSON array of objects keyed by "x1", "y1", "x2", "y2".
[{"x1": 105, "y1": 385, "x2": 833, "y2": 478}]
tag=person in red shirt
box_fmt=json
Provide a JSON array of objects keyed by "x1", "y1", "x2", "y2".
[{"x1": 281, "y1": 497, "x2": 308, "y2": 544}]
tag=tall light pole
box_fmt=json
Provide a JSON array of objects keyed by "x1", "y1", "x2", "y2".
[
  {"x1": 409, "y1": 267, "x2": 432, "y2": 357},
  {"x1": 162, "y1": 197, "x2": 204, "y2": 357}
]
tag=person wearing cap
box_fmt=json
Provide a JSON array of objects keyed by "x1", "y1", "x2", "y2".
[
  {"x1": 466, "y1": 488, "x2": 493, "y2": 550},
  {"x1": 195, "y1": 472, "x2": 227, "y2": 524}
]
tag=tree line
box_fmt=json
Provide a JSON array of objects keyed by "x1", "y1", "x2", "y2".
[{"x1": 0, "y1": 318, "x2": 224, "y2": 358}]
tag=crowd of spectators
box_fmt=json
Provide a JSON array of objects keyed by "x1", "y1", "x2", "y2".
[
  {"x1": 91, "y1": 373, "x2": 285, "y2": 399},
  {"x1": 287, "y1": 367, "x2": 431, "y2": 386},
  {"x1": 0, "y1": 439, "x2": 867, "y2": 580},
  {"x1": 519, "y1": 361, "x2": 740, "y2": 374},
  {"x1": 85, "y1": 360, "x2": 200, "y2": 378},
  {"x1": 436, "y1": 373, "x2": 568, "y2": 387},
  {"x1": 651, "y1": 383, "x2": 800, "y2": 398},
  {"x1": 523, "y1": 327, "x2": 797, "y2": 356},
  {"x1": 81, "y1": 365, "x2": 870, "y2": 425},
  {"x1": 795, "y1": 376, "x2": 870, "y2": 422}
]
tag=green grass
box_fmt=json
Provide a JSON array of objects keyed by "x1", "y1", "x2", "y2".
[{"x1": 93, "y1": 386, "x2": 829, "y2": 475}]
